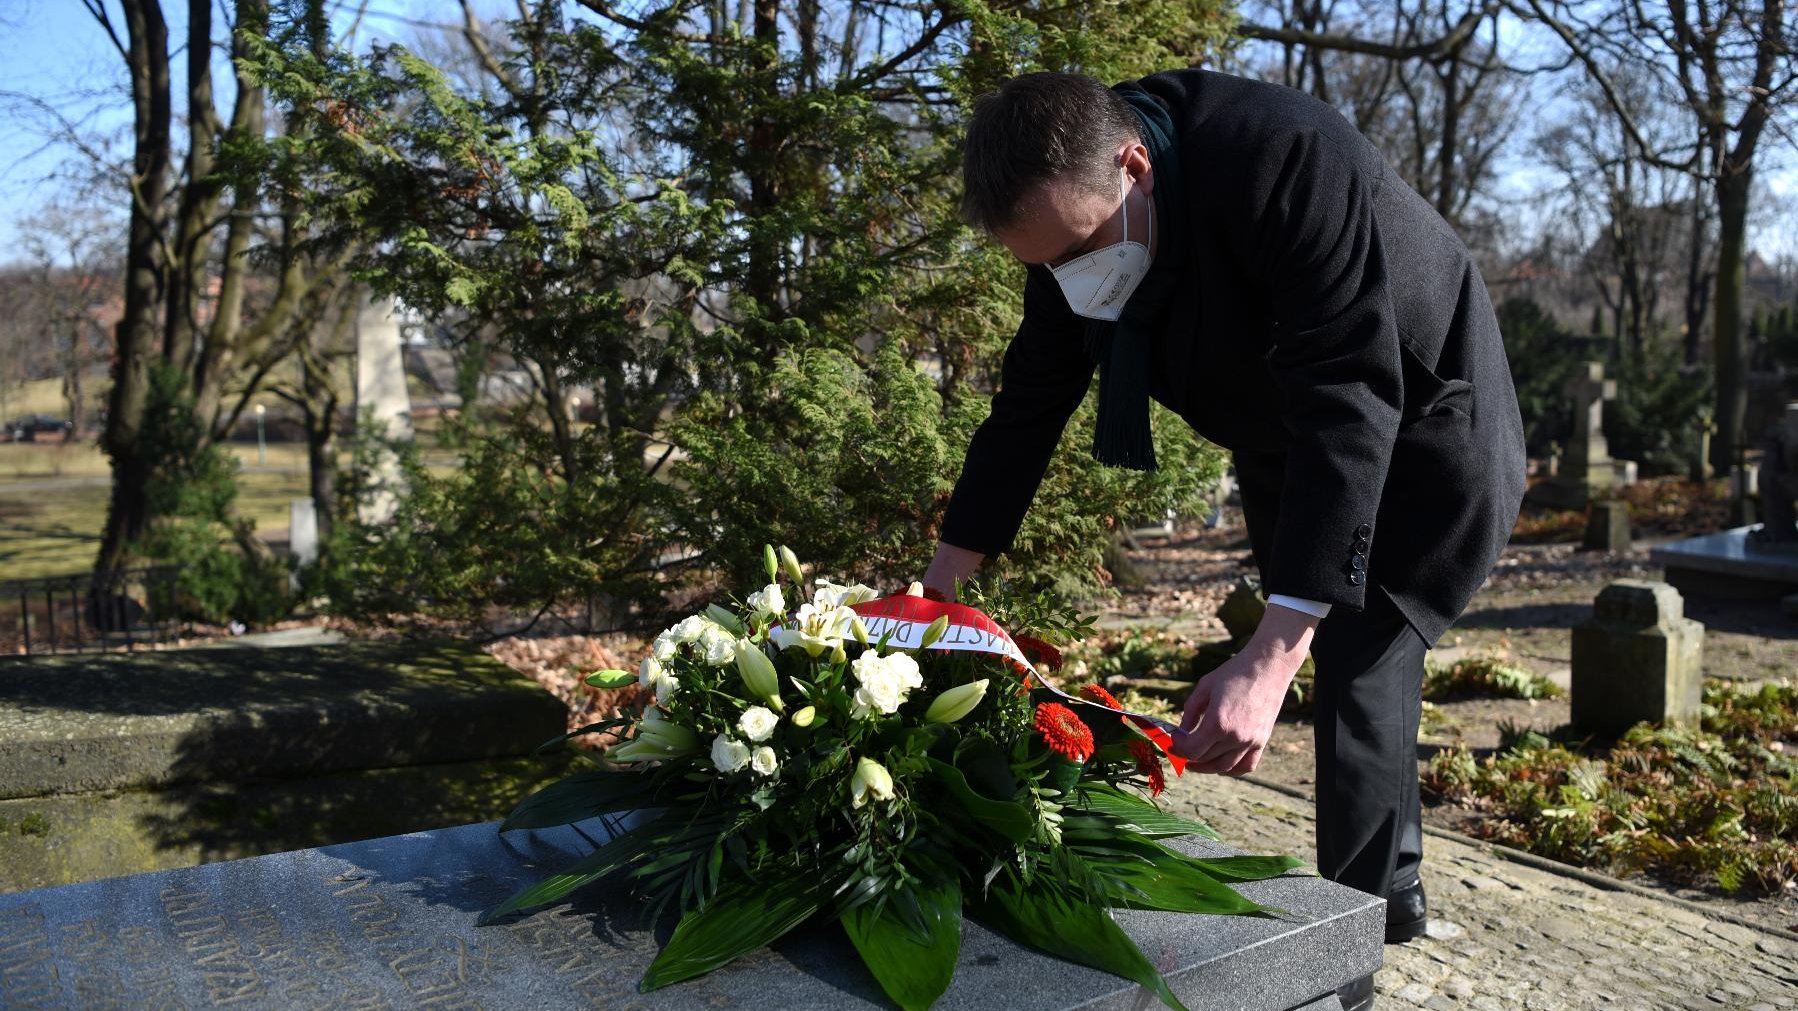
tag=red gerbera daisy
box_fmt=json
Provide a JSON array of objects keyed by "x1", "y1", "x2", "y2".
[
  {"x1": 1034, "y1": 702, "x2": 1095, "y2": 762},
  {"x1": 1128, "y1": 738, "x2": 1167, "y2": 797},
  {"x1": 1079, "y1": 683, "x2": 1123, "y2": 709}
]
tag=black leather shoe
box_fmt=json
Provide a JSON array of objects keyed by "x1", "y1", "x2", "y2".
[
  {"x1": 1385, "y1": 877, "x2": 1427, "y2": 943},
  {"x1": 1336, "y1": 972, "x2": 1376, "y2": 1011}
]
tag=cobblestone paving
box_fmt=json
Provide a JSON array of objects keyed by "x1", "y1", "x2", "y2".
[{"x1": 1157, "y1": 772, "x2": 1798, "y2": 1010}]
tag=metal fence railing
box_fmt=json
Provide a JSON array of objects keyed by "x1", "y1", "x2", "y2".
[{"x1": 1, "y1": 567, "x2": 186, "y2": 658}]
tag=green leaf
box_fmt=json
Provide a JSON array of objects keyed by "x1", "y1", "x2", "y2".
[
  {"x1": 1068, "y1": 783, "x2": 1220, "y2": 840},
  {"x1": 640, "y1": 873, "x2": 843, "y2": 991},
  {"x1": 1186, "y1": 855, "x2": 1308, "y2": 882},
  {"x1": 498, "y1": 770, "x2": 650, "y2": 832},
  {"x1": 926, "y1": 758, "x2": 1034, "y2": 843},
  {"x1": 841, "y1": 877, "x2": 962, "y2": 1011},
  {"x1": 1088, "y1": 852, "x2": 1276, "y2": 917},
  {"x1": 479, "y1": 817, "x2": 660, "y2": 924},
  {"x1": 585, "y1": 668, "x2": 636, "y2": 689},
  {"x1": 532, "y1": 716, "x2": 632, "y2": 755},
  {"x1": 968, "y1": 875, "x2": 1187, "y2": 1011}
]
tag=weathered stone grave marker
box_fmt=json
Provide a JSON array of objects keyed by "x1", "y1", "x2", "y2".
[
  {"x1": 1582, "y1": 500, "x2": 1631, "y2": 553},
  {"x1": 354, "y1": 294, "x2": 415, "y2": 526},
  {"x1": 288, "y1": 497, "x2": 318, "y2": 567},
  {"x1": 0, "y1": 818, "x2": 1381, "y2": 1010},
  {"x1": 1570, "y1": 580, "x2": 1704, "y2": 736},
  {"x1": 1531, "y1": 361, "x2": 1637, "y2": 508}
]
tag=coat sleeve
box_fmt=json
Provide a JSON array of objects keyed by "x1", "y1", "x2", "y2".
[
  {"x1": 939, "y1": 265, "x2": 1095, "y2": 556},
  {"x1": 1230, "y1": 127, "x2": 1403, "y2": 611}
]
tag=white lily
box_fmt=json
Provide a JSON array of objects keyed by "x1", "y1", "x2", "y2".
[{"x1": 769, "y1": 602, "x2": 857, "y2": 658}]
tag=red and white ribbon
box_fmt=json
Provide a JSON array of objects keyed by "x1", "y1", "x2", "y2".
[{"x1": 847, "y1": 594, "x2": 1186, "y2": 775}]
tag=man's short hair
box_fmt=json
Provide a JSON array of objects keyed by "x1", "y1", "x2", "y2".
[{"x1": 959, "y1": 72, "x2": 1140, "y2": 234}]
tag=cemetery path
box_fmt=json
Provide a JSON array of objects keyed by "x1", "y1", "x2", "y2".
[{"x1": 1160, "y1": 770, "x2": 1798, "y2": 1011}]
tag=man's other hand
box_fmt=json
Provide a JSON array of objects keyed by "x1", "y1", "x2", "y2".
[{"x1": 1174, "y1": 602, "x2": 1319, "y2": 776}]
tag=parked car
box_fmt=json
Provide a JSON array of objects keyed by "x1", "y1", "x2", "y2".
[{"x1": 5, "y1": 415, "x2": 74, "y2": 443}]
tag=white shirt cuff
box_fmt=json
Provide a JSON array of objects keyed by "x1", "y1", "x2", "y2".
[{"x1": 1267, "y1": 594, "x2": 1332, "y2": 619}]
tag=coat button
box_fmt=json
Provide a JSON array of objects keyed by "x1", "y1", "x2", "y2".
[
  {"x1": 1350, "y1": 556, "x2": 1367, "y2": 571},
  {"x1": 1348, "y1": 571, "x2": 1365, "y2": 586},
  {"x1": 1354, "y1": 536, "x2": 1369, "y2": 552},
  {"x1": 1356, "y1": 522, "x2": 1372, "y2": 537}
]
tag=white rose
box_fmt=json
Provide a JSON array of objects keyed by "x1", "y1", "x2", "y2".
[
  {"x1": 652, "y1": 634, "x2": 677, "y2": 662},
  {"x1": 751, "y1": 746, "x2": 778, "y2": 776},
  {"x1": 746, "y1": 583, "x2": 785, "y2": 617},
  {"x1": 700, "y1": 625, "x2": 737, "y2": 666},
  {"x1": 710, "y1": 734, "x2": 751, "y2": 774},
  {"x1": 850, "y1": 652, "x2": 922, "y2": 718},
  {"x1": 639, "y1": 655, "x2": 678, "y2": 702},
  {"x1": 669, "y1": 615, "x2": 708, "y2": 643},
  {"x1": 738, "y1": 705, "x2": 779, "y2": 743}
]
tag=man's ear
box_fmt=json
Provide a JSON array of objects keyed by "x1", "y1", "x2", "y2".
[{"x1": 1121, "y1": 142, "x2": 1154, "y2": 196}]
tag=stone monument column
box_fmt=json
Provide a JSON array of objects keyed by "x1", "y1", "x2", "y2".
[{"x1": 355, "y1": 294, "x2": 415, "y2": 526}]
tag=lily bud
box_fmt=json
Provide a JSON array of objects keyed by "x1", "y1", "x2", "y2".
[
  {"x1": 850, "y1": 616, "x2": 871, "y2": 647},
  {"x1": 735, "y1": 641, "x2": 784, "y2": 712},
  {"x1": 704, "y1": 604, "x2": 745, "y2": 635},
  {"x1": 920, "y1": 614, "x2": 950, "y2": 649},
  {"x1": 850, "y1": 756, "x2": 895, "y2": 808},
  {"x1": 791, "y1": 705, "x2": 816, "y2": 728},
  {"x1": 905, "y1": 581, "x2": 925, "y2": 597},
  {"x1": 610, "y1": 711, "x2": 698, "y2": 762},
  {"x1": 763, "y1": 543, "x2": 779, "y2": 583},
  {"x1": 779, "y1": 545, "x2": 804, "y2": 586},
  {"x1": 585, "y1": 668, "x2": 635, "y2": 689},
  {"x1": 924, "y1": 679, "x2": 989, "y2": 724},
  {"x1": 831, "y1": 642, "x2": 848, "y2": 666}
]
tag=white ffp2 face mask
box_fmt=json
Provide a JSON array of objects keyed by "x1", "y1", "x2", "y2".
[{"x1": 1050, "y1": 168, "x2": 1153, "y2": 321}]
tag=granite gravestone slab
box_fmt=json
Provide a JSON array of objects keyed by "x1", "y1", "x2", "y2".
[
  {"x1": 1649, "y1": 525, "x2": 1798, "y2": 599},
  {"x1": 0, "y1": 819, "x2": 1381, "y2": 1011}
]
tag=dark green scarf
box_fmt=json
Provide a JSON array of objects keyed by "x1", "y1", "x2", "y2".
[{"x1": 1085, "y1": 88, "x2": 1182, "y2": 471}]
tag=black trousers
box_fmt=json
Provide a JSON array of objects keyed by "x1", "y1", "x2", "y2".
[{"x1": 1234, "y1": 452, "x2": 1427, "y2": 900}]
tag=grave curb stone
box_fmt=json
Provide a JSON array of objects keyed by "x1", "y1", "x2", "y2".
[{"x1": 0, "y1": 641, "x2": 564, "y2": 799}]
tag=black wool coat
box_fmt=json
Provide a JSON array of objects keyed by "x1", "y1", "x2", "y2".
[{"x1": 939, "y1": 68, "x2": 1528, "y2": 646}]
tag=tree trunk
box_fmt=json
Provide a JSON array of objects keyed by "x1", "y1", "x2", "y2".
[
  {"x1": 1710, "y1": 169, "x2": 1750, "y2": 471},
  {"x1": 1683, "y1": 177, "x2": 1713, "y2": 365},
  {"x1": 96, "y1": 0, "x2": 172, "y2": 578}
]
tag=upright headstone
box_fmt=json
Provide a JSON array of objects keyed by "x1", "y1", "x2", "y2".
[
  {"x1": 355, "y1": 294, "x2": 414, "y2": 526},
  {"x1": 1571, "y1": 580, "x2": 1704, "y2": 736},
  {"x1": 1690, "y1": 410, "x2": 1716, "y2": 484},
  {"x1": 288, "y1": 498, "x2": 319, "y2": 567},
  {"x1": 1583, "y1": 500, "x2": 1631, "y2": 553},
  {"x1": 1754, "y1": 403, "x2": 1798, "y2": 542},
  {"x1": 1529, "y1": 363, "x2": 1638, "y2": 508}
]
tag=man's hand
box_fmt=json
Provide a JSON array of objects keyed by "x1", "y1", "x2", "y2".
[
  {"x1": 921, "y1": 542, "x2": 984, "y2": 600},
  {"x1": 1174, "y1": 603, "x2": 1319, "y2": 776}
]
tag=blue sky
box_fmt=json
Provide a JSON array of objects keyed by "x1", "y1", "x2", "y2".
[{"x1": 2, "y1": 1, "x2": 1791, "y2": 265}]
